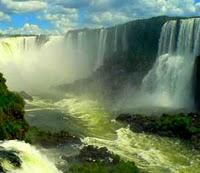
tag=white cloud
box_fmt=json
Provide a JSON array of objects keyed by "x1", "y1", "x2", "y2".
[
  {"x1": 3, "y1": 23, "x2": 57, "y2": 35},
  {"x1": 0, "y1": 11, "x2": 10, "y2": 21},
  {"x1": 1, "y1": 0, "x2": 47, "y2": 13},
  {"x1": 127, "y1": 0, "x2": 198, "y2": 17},
  {"x1": 88, "y1": 11, "x2": 132, "y2": 27},
  {"x1": 83, "y1": 0, "x2": 199, "y2": 28},
  {"x1": 39, "y1": 5, "x2": 79, "y2": 33},
  {"x1": 0, "y1": 0, "x2": 200, "y2": 34}
]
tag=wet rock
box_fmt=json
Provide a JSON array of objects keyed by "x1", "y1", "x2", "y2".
[
  {"x1": 116, "y1": 113, "x2": 200, "y2": 150},
  {"x1": 0, "y1": 148, "x2": 21, "y2": 172},
  {"x1": 25, "y1": 127, "x2": 81, "y2": 148},
  {"x1": 79, "y1": 145, "x2": 120, "y2": 165},
  {"x1": 193, "y1": 55, "x2": 200, "y2": 110},
  {"x1": 66, "y1": 145, "x2": 142, "y2": 173},
  {"x1": 116, "y1": 113, "x2": 157, "y2": 133},
  {"x1": 191, "y1": 134, "x2": 200, "y2": 150}
]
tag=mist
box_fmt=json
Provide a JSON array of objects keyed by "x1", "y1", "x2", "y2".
[{"x1": 0, "y1": 36, "x2": 95, "y2": 94}]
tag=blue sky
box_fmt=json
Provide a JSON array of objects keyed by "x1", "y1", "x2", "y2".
[{"x1": 0, "y1": 0, "x2": 200, "y2": 34}]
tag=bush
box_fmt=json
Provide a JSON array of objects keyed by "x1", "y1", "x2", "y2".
[
  {"x1": 67, "y1": 146, "x2": 140, "y2": 173},
  {"x1": 0, "y1": 73, "x2": 28, "y2": 140},
  {"x1": 155, "y1": 114, "x2": 200, "y2": 139},
  {"x1": 68, "y1": 161, "x2": 139, "y2": 173}
]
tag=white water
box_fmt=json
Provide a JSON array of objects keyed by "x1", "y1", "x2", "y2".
[
  {"x1": 94, "y1": 29, "x2": 108, "y2": 70},
  {"x1": 0, "y1": 25, "x2": 130, "y2": 93},
  {"x1": 0, "y1": 35, "x2": 97, "y2": 93},
  {"x1": 122, "y1": 25, "x2": 128, "y2": 51},
  {"x1": 141, "y1": 18, "x2": 200, "y2": 109},
  {"x1": 64, "y1": 26, "x2": 129, "y2": 71},
  {"x1": 26, "y1": 95, "x2": 200, "y2": 173},
  {"x1": 113, "y1": 26, "x2": 118, "y2": 52},
  {"x1": 158, "y1": 20, "x2": 177, "y2": 56},
  {"x1": 0, "y1": 140, "x2": 61, "y2": 173}
]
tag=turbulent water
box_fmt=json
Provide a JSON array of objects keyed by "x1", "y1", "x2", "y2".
[
  {"x1": 25, "y1": 95, "x2": 200, "y2": 173},
  {"x1": 142, "y1": 18, "x2": 200, "y2": 109},
  {"x1": 0, "y1": 140, "x2": 61, "y2": 173}
]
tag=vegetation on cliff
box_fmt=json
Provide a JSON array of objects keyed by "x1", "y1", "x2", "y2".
[
  {"x1": 117, "y1": 113, "x2": 200, "y2": 149},
  {"x1": 25, "y1": 127, "x2": 81, "y2": 147},
  {"x1": 67, "y1": 145, "x2": 141, "y2": 173},
  {"x1": 0, "y1": 73, "x2": 28, "y2": 140}
]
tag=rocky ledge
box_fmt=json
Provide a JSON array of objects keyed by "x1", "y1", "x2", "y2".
[
  {"x1": 116, "y1": 113, "x2": 200, "y2": 150},
  {"x1": 0, "y1": 148, "x2": 21, "y2": 173},
  {"x1": 25, "y1": 127, "x2": 81, "y2": 148},
  {"x1": 65, "y1": 145, "x2": 143, "y2": 173}
]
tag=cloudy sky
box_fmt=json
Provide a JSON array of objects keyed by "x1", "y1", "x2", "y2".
[{"x1": 0, "y1": 0, "x2": 200, "y2": 34}]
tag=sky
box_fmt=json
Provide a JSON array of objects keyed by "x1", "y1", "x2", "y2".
[{"x1": 0, "y1": 0, "x2": 200, "y2": 35}]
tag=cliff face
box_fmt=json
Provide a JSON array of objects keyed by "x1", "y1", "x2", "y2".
[
  {"x1": 64, "y1": 16, "x2": 178, "y2": 73},
  {"x1": 59, "y1": 16, "x2": 181, "y2": 101},
  {"x1": 0, "y1": 73, "x2": 28, "y2": 140},
  {"x1": 193, "y1": 56, "x2": 200, "y2": 110}
]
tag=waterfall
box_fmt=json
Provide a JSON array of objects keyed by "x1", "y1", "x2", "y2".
[
  {"x1": 142, "y1": 18, "x2": 200, "y2": 108},
  {"x1": 177, "y1": 19, "x2": 196, "y2": 56},
  {"x1": 94, "y1": 29, "x2": 108, "y2": 70},
  {"x1": 77, "y1": 32, "x2": 86, "y2": 52},
  {"x1": 23, "y1": 36, "x2": 37, "y2": 51},
  {"x1": 0, "y1": 35, "x2": 93, "y2": 92},
  {"x1": 63, "y1": 25, "x2": 129, "y2": 71},
  {"x1": 0, "y1": 37, "x2": 37, "y2": 63},
  {"x1": 0, "y1": 140, "x2": 61, "y2": 173},
  {"x1": 114, "y1": 26, "x2": 118, "y2": 52},
  {"x1": 158, "y1": 20, "x2": 177, "y2": 56},
  {"x1": 122, "y1": 25, "x2": 128, "y2": 51}
]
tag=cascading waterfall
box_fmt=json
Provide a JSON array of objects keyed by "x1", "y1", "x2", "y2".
[
  {"x1": 23, "y1": 36, "x2": 37, "y2": 51},
  {"x1": 0, "y1": 35, "x2": 101, "y2": 92},
  {"x1": 158, "y1": 20, "x2": 177, "y2": 56},
  {"x1": 0, "y1": 140, "x2": 61, "y2": 173},
  {"x1": 114, "y1": 26, "x2": 118, "y2": 52},
  {"x1": 64, "y1": 25, "x2": 129, "y2": 71},
  {"x1": 0, "y1": 25, "x2": 129, "y2": 92},
  {"x1": 95, "y1": 29, "x2": 108, "y2": 70},
  {"x1": 0, "y1": 34, "x2": 97, "y2": 92},
  {"x1": 77, "y1": 32, "x2": 86, "y2": 52},
  {"x1": 0, "y1": 36, "x2": 70, "y2": 92},
  {"x1": 122, "y1": 25, "x2": 128, "y2": 51},
  {"x1": 142, "y1": 18, "x2": 200, "y2": 108}
]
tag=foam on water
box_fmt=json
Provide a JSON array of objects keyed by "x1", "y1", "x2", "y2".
[
  {"x1": 141, "y1": 18, "x2": 200, "y2": 109},
  {"x1": 26, "y1": 95, "x2": 200, "y2": 173},
  {"x1": 0, "y1": 140, "x2": 62, "y2": 173}
]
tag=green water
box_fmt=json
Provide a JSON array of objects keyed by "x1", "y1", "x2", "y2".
[{"x1": 26, "y1": 95, "x2": 200, "y2": 173}]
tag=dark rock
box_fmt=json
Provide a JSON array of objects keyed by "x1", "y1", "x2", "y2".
[
  {"x1": 25, "y1": 127, "x2": 81, "y2": 148},
  {"x1": 0, "y1": 148, "x2": 21, "y2": 172},
  {"x1": 193, "y1": 55, "x2": 200, "y2": 110},
  {"x1": 191, "y1": 134, "x2": 200, "y2": 150},
  {"x1": 19, "y1": 91, "x2": 33, "y2": 101},
  {"x1": 66, "y1": 145, "x2": 142, "y2": 173},
  {"x1": 79, "y1": 145, "x2": 120, "y2": 165},
  {"x1": 116, "y1": 114, "x2": 157, "y2": 133},
  {"x1": 116, "y1": 113, "x2": 200, "y2": 150}
]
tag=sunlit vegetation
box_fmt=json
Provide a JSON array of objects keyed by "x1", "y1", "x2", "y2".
[{"x1": 0, "y1": 73, "x2": 28, "y2": 140}]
